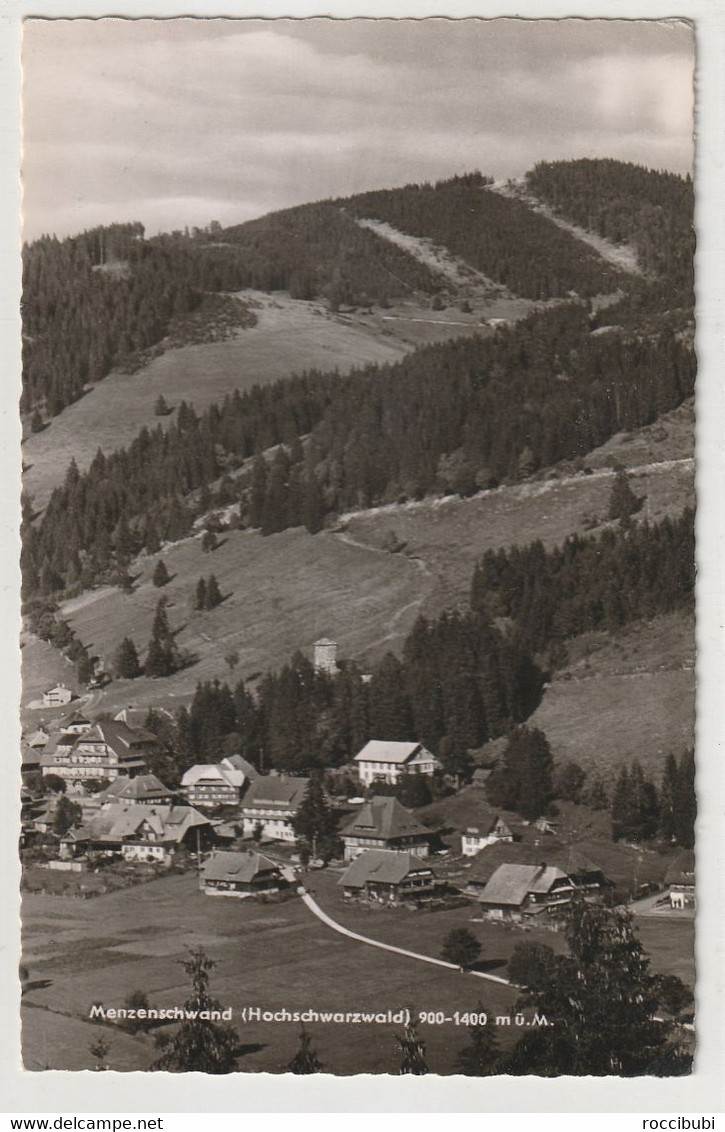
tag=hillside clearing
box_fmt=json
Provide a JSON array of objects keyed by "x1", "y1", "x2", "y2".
[
  {"x1": 22, "y1": 402, "x2": 694, "y2": 729},
  {"x1": 488, "y1": 181, "x2": 643, "y2": 275},
  {"x1": 21, "y1": 292, "x2": 410, "y2": 509}
]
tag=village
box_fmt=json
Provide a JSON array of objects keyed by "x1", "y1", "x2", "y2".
[{"x1": 21, "y1": 637, "x2": 695, "y2": 925}]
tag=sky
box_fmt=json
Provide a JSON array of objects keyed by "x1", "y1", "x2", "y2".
[{"x1": 21, "y1": 18, "x2": 695, "y2": 242}]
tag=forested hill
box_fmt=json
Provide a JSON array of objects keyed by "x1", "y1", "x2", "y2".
[
  {"x1": 525, "y1": 159, "x2": 694, "y2": 290},
  {"x1": 22, "y1": 160, "x2": 693, "y2": 422},
  {"x1": 343, "y1": 174, "x2": 625, "y2": 299},
  {"x1": 23, "y1": 300, "x2": 695, "y2": 599}
]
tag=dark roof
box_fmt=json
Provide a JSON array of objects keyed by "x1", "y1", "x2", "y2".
[
  {"x1": 99, "y1": 774, "x2": 173, "y2": 803},
  {"x1": 82, "y1": 721, "x2": 158, "y2": 752},
  {"x1": 468, "y1": 837, "x2": 569, "y2": 884},
  {"x1": 222, "y1": 754, "x2": 260, "y2": 780},
  {"x1": 478, "y1": 863, "x2": 569, "y2": 907},
  {"x1": 201, "y1": 850, "x2": 280, "y2": 884},
  {"x1": 342, "y1": 796, "x2": 429, "y2": 842},
  {"x1": 88, "y1": 803, "x2": 210, "y2": 843},
  {"x1": 242, "y1": 775, "x2": 309, "y2": 810},
  {"x1": 339, "y1": 850, "x2": 434, "y2": 888}
]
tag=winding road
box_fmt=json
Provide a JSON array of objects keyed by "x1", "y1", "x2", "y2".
[{"x1": 299, "y1": 889, "x2": 517, "y2": 988}]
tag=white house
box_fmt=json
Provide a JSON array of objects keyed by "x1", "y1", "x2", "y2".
[
  {"x1": 181, "y1": 756, "x2": 256, "y2": 809},
  {"x1": 354, "y1": 740, "x2": 439, "y2": 786},
  {"x1": 461, "y1": 815, "x2": 514, "y2": 857},
  {"x1": 42, "y1": 684, "x2": 73, "y2": 708},
  {"x1": 240, "y1": 775, "x2": 309, "y2": 842}
]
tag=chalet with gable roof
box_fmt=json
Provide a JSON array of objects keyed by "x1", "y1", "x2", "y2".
[
  {"x1": 98, "y1": 774, "x2": 175, "y2": 807},
  {"x1": 240, "y1": 775, "x2": 309, "y2": 842},
  {"x1": 339, "y1": 849, "x2": 436, "y2": 904},
  {"x1": 341, "y1": 795, "x2": 431, "y2": 861},
  {"x1": 461, "y1": 815, "x2": 514, "y2": 857},
  {"x1": 42, "y1": 684, "x2": 73, "y2": 708},
  {"x1": 200, "y1": 850, "x2": 286, "y2": 897},
  {"x1": 26, "y1": 726, "x2": 50, "y2": 750},
  {"x1": 354, "y1": 739, "x2": 439, "y2": 786},
  {"x1": 61, "y1": 713, "x2": 93, "y2": 736},
  {"x1": 182, "y1": 755, "x2": 258, "y2": 809},
  {"x1": 113, "y1": 706, "x2": 149, "y2": 730},
  {"x1": 476, "y1": 862, "x2": 574, "y2": 920},
  {"x1": 41, "y1": 721, "x2": 158, "y2": 790},
  {"x1": 84, "y1": 802, "x2": 213, "y2": 864},
  {"x1": 465, "y1": 841, "x2": 605, "y2": 897}
]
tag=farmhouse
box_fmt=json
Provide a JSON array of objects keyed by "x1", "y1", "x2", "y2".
[
  {"x1": 665, "y1": 850, "x2": 695, "y2": 909},
  {"x1": 240, "y1": 774, "x2": 308, "y2": 842},
  {"x1": 341, "y1": 796, "x2": 431, "y2": 861},
  {"x1": 113, "y1": 706, "x2": 149, "y2": 729},
  {"x1": 42, "y1": 684, "x2": 73, "y2": 708},
  {"x1": 85, "y1": 802, "x2": 214, "y2": 864},
  {"x1": 461, "y1": 815, "x2": 514, "y2": 857},
  {"x1": 98, "y1": 774, "x2": 175, "y2": 807},
  {"x1": 476, "y1": 862, "x2": 574, "y2": 920},
  {"x1": 465, "y1": 840, "x2": 605, "y2": 896},
  {"x1": 41, "y1": 721, "x2": 158, "y2": 789},
  {"x1": 182, "y1": 755, "x2": 257, "y2": 809},
  {"x1": 354, "y1": 740, "x2": 439, "y2": 786},
  {"x1": 26, "y1": 726, "x2": 50, "y2": 750},
  {"x1": 60, "y1": 713, "x2": 92, "y2": 736},
  {"x1": 200, "y1": 850, "x2": 285, "y2": 897},
  {"x1": 339, "y1": 849, "x2": 437, "y2": 905}
]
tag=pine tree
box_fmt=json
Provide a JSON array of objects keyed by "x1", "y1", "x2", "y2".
[
  {"x1": 455, "y1": 1007, "x2": 500, "y2": 1076},
  {"x1": 396, "y1": 1020, "x2": 429, "y2": 1075},
  {"x1": 194, "y1": 577, "x2": 207, "y2": 611},
  {"x1": 659, "y1": 754, "x2": 679, "y2": 842},
  {"x1": 673, "y1": 749, "x2": 696, "y2": 848},
  {"x1": 151, "y1": 949, "x2": 239, "y2": 1073},
  {"x1": 205, "y1": 574, "x2": 223, "y2": 610},
  {"x1": 504, "y1": 899, "x2": 692, "y2": 1076},
  {"x1": 114, "y1": 636, "x2": 141, "y2": 679},
  {"x1": 153, "y1": 559, "x2": 170, "y2": 588},
  {"x1": 608, "y1": 468, "x2": 642, "y2": 522},
  {"x1": 292, "y1": 773, "x2": 338, "y2": 861},
  {"x1": 287, "y1": 1028, "x2": 323, "y2": 1074},
  {"x1": 145, "y1": 597, "x2": 178, "y2": 678}
]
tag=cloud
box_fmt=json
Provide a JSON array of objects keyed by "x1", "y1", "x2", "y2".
[{"x1": 21, "y1": 18, "x2": 695, "y2": 240}]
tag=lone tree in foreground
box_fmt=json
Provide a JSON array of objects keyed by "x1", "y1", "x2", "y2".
[
  {"x1": 396, "y1": 1019, "x2": 429, "y2": 1075},
  {"x1": 287, "y1": 1028, "x2": 323, "y2": 1074},
  {"x1": 455, "y1": 1004, "x2": 500, "y2": 1076},
  {"x1": 151, "y1": 948, "x2": 239, "y2": 1073},
  {"x1": 441, "y1": 927, "x2": 482, "y2": 970},
  {"x1": 503, "y1": 898, "x2": 693, "y2": 1076}
]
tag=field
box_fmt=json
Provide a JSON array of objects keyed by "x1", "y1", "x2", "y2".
[
  {"x1": 530, "y1": 611, "x2": 695, "y2": 780},
  {"x1": 21, "y1": 867, "x2": 693, "y2": 1074}
]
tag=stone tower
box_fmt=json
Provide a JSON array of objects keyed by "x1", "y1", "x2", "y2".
[{"x1": 313, "y1": 638, "x2": 338, "y2": 676}]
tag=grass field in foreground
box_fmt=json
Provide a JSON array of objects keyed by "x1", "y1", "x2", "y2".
[{"x1": 21, "y1": 863, "x2": 694, "y2": 1074}]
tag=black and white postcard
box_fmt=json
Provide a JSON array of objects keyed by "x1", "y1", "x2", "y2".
[{"x1": 14, "y1": 13, "x2": 712, "y2": 1096}]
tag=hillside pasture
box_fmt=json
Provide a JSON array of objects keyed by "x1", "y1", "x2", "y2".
[
  {"x1": 21, "y1": 292, "x2": 410, "y2": 509},
  {"x1": 21, "y1": 523, "x2": 433, "y2": 721}
]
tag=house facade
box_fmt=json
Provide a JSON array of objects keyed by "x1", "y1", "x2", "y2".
[
  {"x1": 339, "y1": 850, "x2": 436, "y2": 905},
  {"x1": 201, "y1": 850, "x2": 285, "y2": 897},
  {"x1": 41, "y1": 721, "x2": 158, "y2": 790},
  {"x1": 83, "y1": 802, "x2": 213, "y2": 864},
  {"x1": 42, "y1": 684, "x2": 73, "y2": 708},
  {"x1": 461, "y1": 816, "x2": 514, "y2": 857},
  {"x1": 354, "y1": 740, "x2": 439, "y2": 786},
  {"x1": 476, "y1": 862, "x2": 574, "y2": 920},
  {"x1": 98, "y1": 774, "x2": 175, "y2": 807},
  {"x1": 240, "y1": 775, "x2": 309, "y2": 842},
  {"x1": 341, "y1": 796, "x2": 431, "y2": 861},
  {"x1": 181, "y1": 756, "x2": 255, "y2": 809}
]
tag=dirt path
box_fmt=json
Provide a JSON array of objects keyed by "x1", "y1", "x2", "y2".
[{"x1": 300, "y1": 890, "x2": 516, "y2": 988}]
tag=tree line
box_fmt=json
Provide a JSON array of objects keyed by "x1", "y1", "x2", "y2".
[
  {"x1": 611, "y1": 751, "x2": 695, "y2": 849},
  {"x1": 470, "y1": 508, "x2": 695, "y2": 655},
  {"x1": 23, "y1": 301, "x2": 695, "y2": 601}
]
